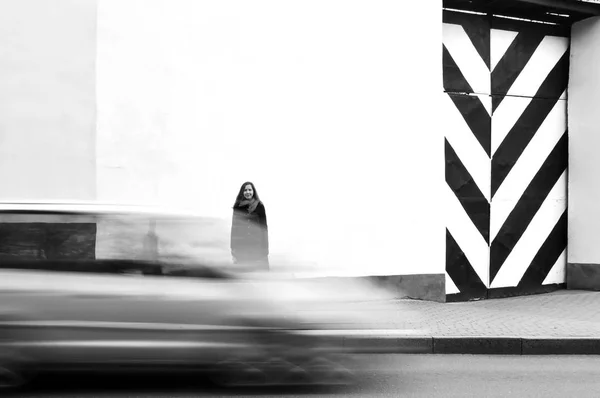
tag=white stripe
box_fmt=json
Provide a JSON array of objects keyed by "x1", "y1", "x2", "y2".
[
  {"x1": 481, "y1": 94, "x2": 492, "y2": 117},
  {"x1": 443, "y1": 8, "x2": 487, "y2": 16},
  {"x1": 542, "y1": 249, "x2": 567, "y2": 285},
  {"x1": 491, "y1": 95, "x2": 532, "y2": 155},
  {"x1": 445, "y1": 272, "x2": 460, "y2": 294},
  {"x1": 493, "y1": 15, "x2": 559, "y2": 26},
  {"x1": 490, "y1": 172, "x2": 567, "y2": 289},
  {"x1": 445, "y1": 185, "x2": 489, "y2": 288},
  {"x1": 491, "y1": 35, "x2": 568, "y2": 155},
  {"x1": 559, "y1": 91, "x2": 567, "y2": 100},
  {"x1": 444, "y1": 94, "x2": 491, "y2": 201},
  {"x1": 443, "y1": 23, "x2": 490, "y2": 94},
  {"x1": 505, "y1": 35, "x2": 569, "y2": 98},
  {"x1": 490, "y1": 97, "x2": 566, "y2": 241},
  {"x1": 491, "y1": 29, "x2": 518, "y2": 71}
]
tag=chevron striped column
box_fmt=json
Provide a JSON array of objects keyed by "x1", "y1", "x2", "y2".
[
  {"x1": 489, "y1": 26, "x2": 569, "y2": 294},
  {"x1": 442, "y1": 11, "x2": 570, "y2": 300},
  {"x1": 443, "y1": 11, "x2": 491, "y2": 300}
]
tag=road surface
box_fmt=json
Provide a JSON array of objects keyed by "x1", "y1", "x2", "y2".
[{"x1": 6, "y1": 354, "x2": 600, "y2": 397}]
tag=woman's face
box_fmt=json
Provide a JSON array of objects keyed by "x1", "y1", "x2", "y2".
[{"x1": 243, "y1": 184, "x2": 254, "y2": 200}]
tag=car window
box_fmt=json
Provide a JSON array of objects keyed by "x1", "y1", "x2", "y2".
[
  {"x1": 96, "y1": 213, "x2": 231, "y2": 264},
  {"x1": 0, "y1": 210, "x2": 233, "y2": 279}
]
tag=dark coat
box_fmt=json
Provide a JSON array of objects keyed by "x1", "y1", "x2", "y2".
[{"x1": 230, "y1": 201, "x2": 269, "y2": 264}]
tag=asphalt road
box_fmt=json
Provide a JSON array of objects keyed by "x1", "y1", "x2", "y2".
[{"x1": 7, "y1": 354, "x2": 600, "y2": 397}]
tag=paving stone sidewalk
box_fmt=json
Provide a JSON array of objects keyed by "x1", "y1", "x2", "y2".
[
  {"x1": 402, "y1": 290, "x2": 600, "y2": 337},
  {"x1": 337, "y1": 290, "x2": 600, "y2": 338},
  {"x1": 312, "y1": 290, "x2": 600, "y2": 355}
]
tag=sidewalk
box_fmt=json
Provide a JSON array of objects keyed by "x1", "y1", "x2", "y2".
[{"x1": 336, "y1": 290, "x2": 600, "y2": 355}]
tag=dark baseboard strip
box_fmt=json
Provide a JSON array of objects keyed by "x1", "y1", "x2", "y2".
[
  {"x1": 312, "y1": 274, "x2": 446, "y2": 303},
  {"x1": 567, "y1": 262, "x2": 600, "y2": 290},
  {"x1": 446, "y1": 283, "x2": 566, "y2": 302},
  {"x1": 342, "y1": 335, "x2": 600, "y2": 355}
]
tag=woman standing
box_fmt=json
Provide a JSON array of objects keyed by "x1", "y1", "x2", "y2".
[{"x1": 230, "y1": 182, "x2": 269, "y2": 270}]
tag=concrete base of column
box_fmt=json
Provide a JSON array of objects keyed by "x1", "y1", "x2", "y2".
[{"x1": 567, "y1": 263, "x2": 600, "y2": 290}]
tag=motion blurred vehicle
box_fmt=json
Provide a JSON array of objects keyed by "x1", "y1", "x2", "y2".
[{"x1": 0, "y1": 203, "x2": 400, "y2": 390}]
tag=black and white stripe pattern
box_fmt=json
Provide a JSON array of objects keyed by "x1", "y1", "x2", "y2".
[
  {"x1": 443, "y1": 11, "x2": 491, "y2": 299},
  {"x1": 489, "y1": 25, "x2": 569, "y2": 290},
  {"x1": 443, "y1": 10, "x2": 569, "y2": 300}
]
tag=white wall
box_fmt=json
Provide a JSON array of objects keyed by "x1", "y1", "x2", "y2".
[
  {"x1": 568, "y1": 16, "x2": 600, "y2": 265},
  {"x1": 96, "y1": 0, "x2": 444, "y2": 277},
  {"x1": 0, "y1": 0, "x2": 97, "y2": 201}
]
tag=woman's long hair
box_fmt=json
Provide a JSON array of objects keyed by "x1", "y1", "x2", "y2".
[{"x1": 233, "y1": 181, "x2": 261, "y2": 208}]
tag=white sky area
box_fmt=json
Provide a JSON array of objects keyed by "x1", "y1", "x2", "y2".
[{"x1": 96, "y1": 0, "x2": 444, "y2": 276}]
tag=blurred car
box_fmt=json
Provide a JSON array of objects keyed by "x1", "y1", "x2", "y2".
[{"x1": 0, "y1": 202, "x2": 401, "y2": 390}]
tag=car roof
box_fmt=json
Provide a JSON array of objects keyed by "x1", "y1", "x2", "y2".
[{"x1": 0, "y1": 201, "x2": 212, "y2": 219}]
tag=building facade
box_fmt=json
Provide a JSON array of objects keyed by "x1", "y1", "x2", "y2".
[{"x1": 1, "y1": 0, "x2": 599, "y2": 302}]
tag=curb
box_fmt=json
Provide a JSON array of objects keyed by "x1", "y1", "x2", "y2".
[{"x1": 340, "y1": 335, "x2": 600, "y2": 355}]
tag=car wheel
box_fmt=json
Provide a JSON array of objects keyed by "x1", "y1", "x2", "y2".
[
  {"x1": 299, "y1": 357, "x2": 355, "y2": 385},
  {"x1": 0, "y1": 354, "x2": 29, "y2": 390},
  {"x1": 211, "y1": 359, "x2": 267, "y2": 387},
  {"x1": 0, "y1": 313, "x2": 34, "y2": 390}
]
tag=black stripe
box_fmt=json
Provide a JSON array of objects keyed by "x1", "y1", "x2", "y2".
[
  {"x1": 446, "y1": 290, "x2": 487, "y2": 302},
  {"x1": 446, "y1": 229, "x2": 487, "y2": 298},
  {"x1": 443, "y1": 44, "x2": 474, "y2": 94},
  {"x1": 491, "y1": 16, "x2": 570, "y2": 38},
  {"x1": 443, "y1": 9, "x2": 478, "y2": 25},
  {"x1": 534, "y1": 48, "x2": 569, "y2": 101},
  {"x1": 443, "y1": 11, "x2": 491, "y2": 70},
  {"x1": 485, "y1": 283, "x2": 564, "y2": 300},
  {"x1": 491, "y1": 52, "x2": 568, "y2": 197},
  {"x1": 461, "y1": 19, "x2": 490, "y2": 71},
  {"x1": 491, "y1": 31, "x2": 545, "y2": 111},
  {"x1": 446, "y1": 139, "x2": 490, "y2": 243},
  {"x1": 517, "y1": 210, "x2": 567, "y2": 288},
  {"x1": 490, "y1": 133, "x2": 567, "y2": 283},
  {"x1": 448, "y1": 93, "x2": 491, "y2": 156},
  {"x1": 490, "y1": 96, "x2": 501, "y2": 116}
]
